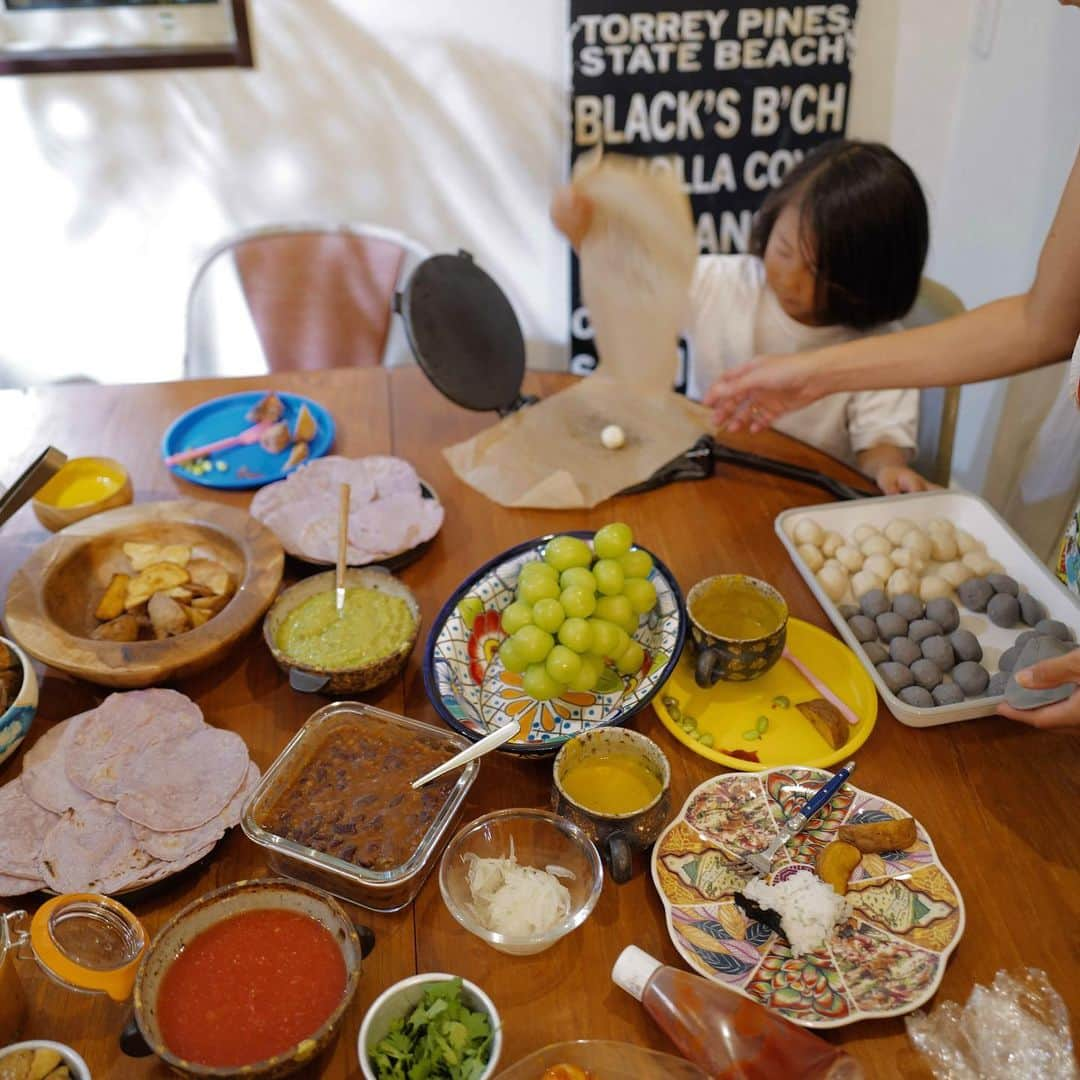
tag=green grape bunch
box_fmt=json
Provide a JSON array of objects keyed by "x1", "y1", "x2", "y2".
[{"x1": 497, "y1": 523, "x2": 658, "y2": 701}]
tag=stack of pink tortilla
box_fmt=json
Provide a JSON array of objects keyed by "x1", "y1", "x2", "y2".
[
  {"x1": 0, "y1": 688, "x2": 258, "y2": 896},
  {"x1": 251, "y1": 455, "x2": 444, "y2": 564}
]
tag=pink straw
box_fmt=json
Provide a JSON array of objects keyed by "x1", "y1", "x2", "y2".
[{"x1": 783, "y1": 648, "x2": 859, "y2": 725}]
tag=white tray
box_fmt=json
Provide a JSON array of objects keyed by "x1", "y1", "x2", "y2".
[{"x1": 775, "y1": 491, "x2": 1079, "y2": 727}]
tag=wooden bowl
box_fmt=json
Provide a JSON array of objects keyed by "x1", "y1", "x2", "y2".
[
  {"x1": 32, "y1": 456, "x2": 133, "y2": 532},
  {"x1": 263, "y1": 568, "x2": 420, "y2": 695},
  {"x1": 4, "y1": 499, "x2": 283, "y2": 689},
  {"x1": 132, "y1": 878, "x2": 366, "y2": 1078}
]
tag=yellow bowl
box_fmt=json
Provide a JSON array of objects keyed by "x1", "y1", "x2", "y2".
[{"x1": 32, "y1": 457, "x2": 132, "y2": 532}]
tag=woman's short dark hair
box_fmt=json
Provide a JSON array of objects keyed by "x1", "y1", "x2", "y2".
[{"x1": 750, "y1": 139, "x2": 930, "y2": 330}]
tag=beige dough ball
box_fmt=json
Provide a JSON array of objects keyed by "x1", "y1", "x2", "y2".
[
  {"x1": 962, "y1": 551, "x2": 995, "y2": 576},
  {"x1": 930, "y1": 533, "x2": 959, "y2": 562},
  {"x1": 793, "y1": 518, "x2": 825, "y2": 547},
  {"x1": 853, "y1": 524, "x2": 881, "y2": 545},
  {"x1": 989, "y1": 559, "x2": 1006, "y2": 575},
  {"x1": 886, "y1": 568, "x2": 920, "y2": 599},
  {"x1": 955, "y1": 529, "x2": 982, "y2": 556},
  {"x1": 817, "y1": 564, "x2": 849, "y2": 603},
  {"x1": 883, "y1": 518, "x2": 917, "y2": 545},
  {"x1": 821, "y1": 531, "x2": 844, "y2": 558},
  {"x1": 901, "y1": 529, "x2": 933, "y2": 561},
  {"x1": 783, "y1": 517, "x2": 799, "y2": 540},
  {"x1": 919, "y1": 575, "x2": 952, "y2": 602},
  {"x1": 851, "y1": 569, "x2": 884, "y2": 598},
  {"x1": 927, "y1": 517, "x2": 955, "y2": 535},
  {"x1": 797, "y1": 543, "x2": 825, "y2": 573},
  {"x1": 861, "y1": 535, "x2": 893, "y2": 558},
  {"x1": 864, "y1": 553, "x2": 895, "y2": 581},
  {"x1": 835, "y1": 544, "x2": 863, "y2": 573},
  {"x1": 939, "y1": 560, "x2": 972, "y2": 588},
  {"x1": 890, "y1": 548, "x2": 926, "y2": 575}
]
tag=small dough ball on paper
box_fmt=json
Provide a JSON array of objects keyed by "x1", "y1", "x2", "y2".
[
  {"x1": 816, "y1": 564, "x2": 849, "y2": 603},
  {"x1": 798, "y1": 544, "x2": 825, "y2": 573},
  {"x1": 884, "y1": 518, "x2": 917, "y2": 545},
  {"x1": 821, "y1": 531, "x2": 844, "y2": 558},
  {"x1": 930, "y1": 532, "x2": 959, "y2": 562},
  {"x1": 851, "y1": 570, "x2": 885, "y2": 600},
  {"x1": 861, "y1": 535, "x2": 893, "y2": 558},
  {"x1": 835, "y1": 545, "x2": 863, "y2": 573},
  {"x1": 938, "y1": 560, "x2": 972, "y2": 588},
  {"x1": 962, "y1": 550, "x2": 995, "y2": 576},
  {"x1": 955, "y1": 529, "x2": 981, "y2": 556},
  {"x1": 864, "y1": 553, "x2": 895, "y2": 581},
  {"x1": 886, "y1": 569, "x2": 920, "y2": 600},
  {"x1": 919, "y1": 575, "x2": 952, "y2": 602},
  {"x1": 601, "y1": 424, "x2": 626, "y2": 449},
  {"x1": 853, "y1": 524, "x2": 881, "y2": 545},
  {"x1": 901, "y1": 530, "x2": 933, "y2": 561},
  {"x1": 793, "y1": 518, "x2": 825, "y2": 547}
]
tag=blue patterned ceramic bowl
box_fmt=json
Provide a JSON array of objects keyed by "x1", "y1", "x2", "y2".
[
  {"x1": 423, "y1": 532, "x2": 686, "y2": 756},
  {"x1": 0, "y1": 637, "x2": 38, "y2": 767}
]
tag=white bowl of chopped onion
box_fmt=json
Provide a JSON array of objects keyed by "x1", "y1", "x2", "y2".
[{"x1": 438, "y1": 808, "x2": 604, "y2": 956}]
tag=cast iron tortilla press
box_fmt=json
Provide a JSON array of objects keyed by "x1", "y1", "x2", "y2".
[{"x1": 394, "y1": 251, "x2": 874, "y2": 501}]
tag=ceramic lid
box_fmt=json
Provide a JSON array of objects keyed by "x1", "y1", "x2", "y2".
[{"x1": 393, "y1": 251, "x2": 531, "y2": 415}]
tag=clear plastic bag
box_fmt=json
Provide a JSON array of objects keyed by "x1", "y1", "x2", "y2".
[{"x1": 906, "y1": 969, "x2": 1077, "y2": 1079}]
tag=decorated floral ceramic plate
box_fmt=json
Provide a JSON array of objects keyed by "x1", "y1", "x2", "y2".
[
  {"x1": 652, "y1": 766, "x2": 964, "y2": 1028},
  {"x1": 422, "y1": 532, "x2": 685, "y2": 755},
  {"x1": 654, "y1": 619, "x2": 877, "y2": 771}
]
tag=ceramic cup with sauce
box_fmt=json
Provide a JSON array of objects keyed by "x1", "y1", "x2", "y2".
[
  {"x1": 686, "y1": 574, "x2": 788, "y2": 688},
  {"x1": 552, "y1": 728, "x2": 671, "y2": 884}
]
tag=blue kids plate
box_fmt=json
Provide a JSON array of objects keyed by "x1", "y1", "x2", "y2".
[{"x1": 161, "y1": 391, "x2": 335, "y2": 490}]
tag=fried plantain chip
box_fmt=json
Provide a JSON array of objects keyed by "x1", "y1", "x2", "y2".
[
  {"x1": 125, "y1": 562, "x2": 191, "y2": 611},
  {"x1": 186, "y1": 559, "x2": 233, "y2": 597},
  {"x1": 91, "y1": 613, "x2": 142, "y2": 643},
  {"x1": 284, "y1": 441, "x2": 309, "y2": 470},
  {"x1": 293, "y1": 402, "x2": 318, "y2": 442},
  {"x1": 191, "y1": 594, "x2": 229, "y2": 613},
  {"x1": 122, "y1": 541, "x2": 162, "y2": 571},
  {"x1": 95, "y1": 572, "x2": 131, "y2": 622},
  {"x1": 28, "y1": 1050, "x2": 63, "y2": 1080},
  {"x1": 184, "y1": 605, "x2": 212, "y2": 628},
  {"x1": 148, "y1": 591, "x2": 189, "y2": 639},
  {"x1": 157, "y1": 544, "x2": 191, "y2": 567}
]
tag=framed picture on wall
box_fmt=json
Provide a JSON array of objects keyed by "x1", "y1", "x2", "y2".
[{"x1": 0, "y1": 0, "x2": 253, "y2": 75}]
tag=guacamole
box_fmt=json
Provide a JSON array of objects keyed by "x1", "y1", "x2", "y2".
[{"x1": 276, "y1": 587, "x2": 415, "y2": 670}]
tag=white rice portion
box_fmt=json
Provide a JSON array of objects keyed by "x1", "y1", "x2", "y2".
[{"x1": 743, "y1": 869, "x2": 847, "y2": 956}]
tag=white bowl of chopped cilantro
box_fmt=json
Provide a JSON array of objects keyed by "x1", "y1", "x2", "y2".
[{"x1": 360, "y1": 973, "x2": 502, "y2": 1080}]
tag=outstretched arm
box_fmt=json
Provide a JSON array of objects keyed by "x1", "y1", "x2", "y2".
[{"x1": 708, "y1": 148, "x2": 1080, "y2": 432}]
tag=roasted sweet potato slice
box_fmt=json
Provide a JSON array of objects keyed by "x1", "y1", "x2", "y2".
[
  {"x1": 816, "y1": 840, "x2": 861, "y2": 896},
  {"x1": 797, "y1": 698, "x2": 848, "y2": 750},
  {"x1": 837, "y1": 816, "x2": 917, "y2": 854},
  {"x1": 95, "y1": 573, "x2": 130, "y2": 622}
]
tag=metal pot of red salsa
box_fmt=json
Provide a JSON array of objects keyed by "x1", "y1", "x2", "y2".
[{"x1": 131, "y1": 878, "x2": 369, "y2": 1078}]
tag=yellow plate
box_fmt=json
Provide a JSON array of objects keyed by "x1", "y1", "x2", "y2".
[{"x1": 654, "y1": 618, "x2": 876, "y2": 770}]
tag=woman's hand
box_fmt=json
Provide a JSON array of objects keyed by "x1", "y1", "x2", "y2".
[
  {"x1": 704, "y1": 353, "x2": 828, "y2": 432},
  {"x1": 550, "y1": 186, "x2": 594, "y2": 251},
  {"x1": 997, "y1": 651, "x2": 1080, "y2": 733}
]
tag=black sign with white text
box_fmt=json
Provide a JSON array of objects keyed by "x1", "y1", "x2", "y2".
[{"x1": 568, "y1": 2, "x2": 858, "y2": 385}]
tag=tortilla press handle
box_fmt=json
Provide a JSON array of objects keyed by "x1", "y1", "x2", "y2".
[{"x1": 707, "y1": 440, "x2": 877, "y2": 501}]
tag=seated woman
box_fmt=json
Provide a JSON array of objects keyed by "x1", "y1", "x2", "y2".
[{"x1": 552, "y1": 139, "x2": 935, "y2": 494}]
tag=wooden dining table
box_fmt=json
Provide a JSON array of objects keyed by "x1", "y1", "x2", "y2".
[{"x1": 0, "y1": 365, "x2": 1076, "y2": 1080}]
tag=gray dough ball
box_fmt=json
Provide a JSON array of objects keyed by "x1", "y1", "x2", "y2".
[
  {"x1": 1034, "y1": 618, "x2": 1075, "y2": 643},
  {"x1": 987, "y1": 671, "x2": 1008, "y2": 696},
  {"x1": 952, "y1": 660, "x2": 990, "y2": 697},
  {"x1": 876, "y1": 612, "x2": 909, "y2": 643},
  {"x1": 848, "y1": 614, "x2": 879, "y2": 643},
  {"x1": 1015, "y1": 629, "x2": 1040, "y2": 650},
  {"x1": 838, "y1": 603, "x2": 860, "y2": 620},
  {"x1": 1018, "y1": 593, "x2": 1046, "y2": 627},
  {"x1": 909, "y1": 618, "x2": 943, "y2": 644},
  {"x1": 925, "y1": 598, "x2": 960, "y2": 634},
  {"x1": 877, "y1": 661, "x2": 914, "y2": 693},
  {"x1": 998, "y1": 645, "x2": 1021, "y2": 673},
  {"x1": 890, "y1": 636, "x2": 922, "y2": 667},
  {"x1": 862, "y1": 641, "x2": 889, "y2": 666},
  {"x1": 957, "y1": 578, "x2": 994, "y2": 612},
  {"x1": 949, "y1": 628, "x2": 983, "y2": 663},
  {"x1": 860, "y1": 589, "x2": 891, "y2": 619},
  {"x1": 986, "y1": 593, "x2": 1021, "y2": 629},
  {"x1": 892, "y1": 594, "x2": 924, "y2": 622},
  {"x1": 1004, "y1": 634, "x2": 1079, "y2": 710},
  {"x1": 898, "y1": 685, "x2": 934, "y2": 709},
  {"x1": 985, "y1": 573, "x2": 1019, "y2": 596},
  {"x1": 921, "y1": 635, "x2": 956, "y2": 672},
  {"x1": 910, "y1": 658, "x2": 943, "y2": 690},
  {"x1": 932, "y1": 682, "x2": 965, "y2": 706}
]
